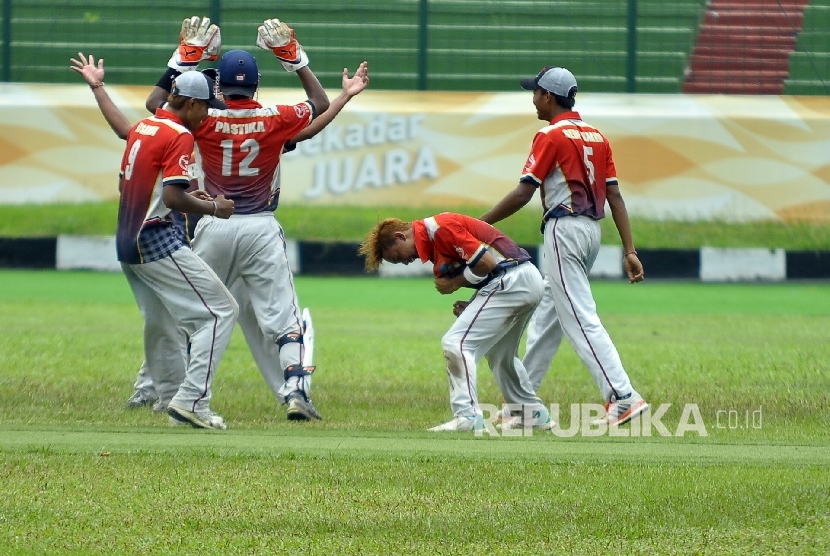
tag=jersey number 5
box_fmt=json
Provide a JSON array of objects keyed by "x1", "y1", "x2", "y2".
[
  {"x1": 220, "y1": 139, "x2": 260, "y2": 177},
  {"x1": 582, "y1": 145, "x2": 596, "y2": 186}
]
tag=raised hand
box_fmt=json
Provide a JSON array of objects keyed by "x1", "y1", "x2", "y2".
[
  {"x1": 255, "y1": 18, "x2": 309, "y2": 72},
  {"x1": 169, "y1": 16, "x2": 221, "y2": 71},
  {"x1": 342, "y1": 61, "x2": 369, "y2": 97},
  {"x1": 70, "y1": 53, "x2": 105, "y2": 87}
]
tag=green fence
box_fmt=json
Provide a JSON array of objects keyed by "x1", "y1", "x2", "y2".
[
  {"x1": 786, "y1": 0, "x2": 830, "y2": 95},
  {"x1": 3, "y1": 0, "x2": 828, "y2": 95},
  {"x1": 0, "y1": 0, "x2": 711, "y2": 93}
]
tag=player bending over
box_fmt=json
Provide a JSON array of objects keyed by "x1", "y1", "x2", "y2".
[{"x1": 359, "y1": 213, "x2": 555, "y2": 432}]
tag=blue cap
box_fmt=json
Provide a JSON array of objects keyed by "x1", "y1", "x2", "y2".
[{"x1": 218, "y1": 49, "x2": 259, "y2": 95}]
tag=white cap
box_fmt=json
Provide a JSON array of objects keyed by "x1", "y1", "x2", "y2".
[
  {"x1": 171, "y1": 71, "x2": 226, "y2": 109},
  {"x1": 520, "y1": 66, "x2": 578, "y2": 99}
]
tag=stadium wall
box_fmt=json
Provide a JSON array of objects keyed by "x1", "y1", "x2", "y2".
[{"x1": 1, "y1": 235, "x2": 829, "y2": 281}]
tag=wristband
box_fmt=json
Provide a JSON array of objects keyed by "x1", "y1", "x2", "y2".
[
  {"x1": 625, "y1": 250, "x2": 638, "y2": 256},
  {"x1": 89, "y1": 82, "x2": 104, "y2": 90},
  {"x1": 212, "y1": 201, "x2": 217, "y2": 216},
  {"x1": 463, "y1": 266, "x2": 486, "y2": 284}
]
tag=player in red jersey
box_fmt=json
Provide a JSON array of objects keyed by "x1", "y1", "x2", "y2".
[
  {"x1": 145, "y1": 18, "x2": 344, "y2": 421},
  {"x1": 360, "y1": 213, "x2": 554, "y2": 432},
  {"x1": 72, "y1": 53, "x2": 239, "y2": 429},
  {"x1": 481, "y1": 66, "x2": 649, "y2": 428},
  {"x1": 74, "y1": 18, "x2": 369, "y2": 420}
]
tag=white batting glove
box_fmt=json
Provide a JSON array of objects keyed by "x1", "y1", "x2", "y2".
[
  {"x1": 167, "y1": 16, "x2": 222, "y2": 72},
  {"x1": 255, "y1": 18, "x2": 309, "y2": 72}
]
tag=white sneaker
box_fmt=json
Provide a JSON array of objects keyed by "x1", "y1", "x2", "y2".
[
  {"x1": 428, "y1": 415, "x2": 484, "y2": 432},
  {"x1": 167, "y1": 405, "x2": 227, "y2": 430},
  {"x1": 591, "y1": 393, "x2": 649, "y2": 427}
]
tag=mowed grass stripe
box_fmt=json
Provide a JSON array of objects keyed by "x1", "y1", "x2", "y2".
[
  {"x1": 3, "y1": 270, "x2": 830, "y2": 315},
  {"x1": 1, "y1": 429, "x2": 828, "y2": 465}
]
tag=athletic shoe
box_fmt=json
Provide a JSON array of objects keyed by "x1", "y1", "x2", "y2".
[
  {"x1": 493, "y1": 405, "x2": 520, "y2": 425},
  {"x1": 126, "y1": 390, "x2": 157, "y2": 409},
  {"x1": 167, "y1": 405, "x2": 227, "y2": 430},
  {"x1": 167, "y1": 415, "x2": 187, "y2": 427},
  {"x1": 286, "y1": 392, "x2": 323, "y2": 421},
  {"x1": 152, "y1": 399, "x2": 169, "y2": 413},
  {"x1": 592, "y1": 393, "x2": 649, "y2": 427},
  {"x1": 498, "y1": 405, "x2": 556, "y2": 431},
  {"x1": 428, "y1": 414, "x2": 485, "y2": 432}
]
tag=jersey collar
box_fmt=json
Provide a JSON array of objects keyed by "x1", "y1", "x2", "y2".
[
  {"x1": 154, "y1": 107, "x2": 184, "y2": 125},
  {"x1": 412, "y1": 220, "x2": 432, "y2": 263},
  {"x1": 550, "y1": 110, "x2": 581, "y2": 124},
  {"x1": 225, "y1": 98, "x2": 263, "y2": 109}
]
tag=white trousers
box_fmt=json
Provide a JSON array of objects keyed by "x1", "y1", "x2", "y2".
[
  {"x1": 132, "y1": 279, "x2": 311, "y2": 404},
  {"x1": 442, "y1": 263, "x2": 545, "y2": 419},
  {"x1": 193, "y1": 213, "x2": 309, "y2": 402},
  {"x1": 122, "y1": 247, "x2": 238, "y2": 412},
  {"x1": 532, "y1": 216, "x2": 634, "y2": 402}
]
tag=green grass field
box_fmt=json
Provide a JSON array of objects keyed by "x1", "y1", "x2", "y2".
[
  {"x1": 0, "y1": 270, "x2": 828, "y2": 554},
  {"x1": 2, "y1": 202, "x2": 830, "y2": 249}
]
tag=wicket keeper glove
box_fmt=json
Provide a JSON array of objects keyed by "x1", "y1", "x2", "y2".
[
  {"x1": 167, "y1": 16, "x2": 222, "y2": 72},
  {"x1": 255, "y1": 18, "x2": 309, "y2": 72}
]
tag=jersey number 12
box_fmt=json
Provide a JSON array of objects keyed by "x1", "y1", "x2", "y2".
[{"x1": 220, "y1": 139, "x2": 260, "y2": 177}]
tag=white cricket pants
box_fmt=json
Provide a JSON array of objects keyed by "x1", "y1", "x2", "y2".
[
  {"x1": 131, "y1": 280, "x2": 313, "y2": 404},
  {"x1": 230, "y1": 281, "x2": 312, "y2": 402},
  {"x1": 122, "y1": 246, "x2": 238, "y2": 412},
  {"x1": 442, "y1": 263, "x2": 545, "y2": 419},
  {"x1": 193, "y1": 213, "x2": 308, "y2": 401},
  {"x1": 523, "y1": 252, "x2": 565, "y2": 393},
  {"x1": 539, "y1": 216, "x2": 634, "y2": 402}
]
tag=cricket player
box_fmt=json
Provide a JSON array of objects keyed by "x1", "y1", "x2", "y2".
[
  {"x1": 481, "y1": 66, "x2": 649, "y2": 427},
  {"x1": 359, "y1": 213, "x2": 554, "y2": 432},
  {"x1": 143, "y1": 18, "x2": 334, "y2": 420},
  {"x1": 72, "y1": 54, "x2": 239, "y2": 429},
  {"x1": 75, "y1": 18, "x2": 369, "y2": 421}
]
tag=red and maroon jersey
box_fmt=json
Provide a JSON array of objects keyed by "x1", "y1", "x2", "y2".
[
  {"x1": 521, "y1": 111, "x2": 618, "y2": 220},
  {"x1": 116, "y1": 108, "x2": 192, "y2": 264},
  {"x1": 413, "y1": 213, "x2": 531, "y2": 281},
  {"x1": 194, "y1": 98, "x2": 313, "y2": 214}
]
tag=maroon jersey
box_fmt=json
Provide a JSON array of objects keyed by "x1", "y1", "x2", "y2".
[
  {"x1": 116, "y1": 108, "x2": 191, "y2": 264},
  {"x1": 194, "y1": 98, "x2": 313, "y2": 214},
  {"x1": 413, "y1": 213, "x2": 531, "y2": 285},
  {"x1": 521, "y1": 111, "x2": 618, "y2": 220}
]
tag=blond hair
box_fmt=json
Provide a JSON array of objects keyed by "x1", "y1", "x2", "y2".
[{"x1": 358, "y1": 218, "x2": 411, "y2": 272}]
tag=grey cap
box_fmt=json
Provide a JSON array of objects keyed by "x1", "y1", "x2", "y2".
[
  {"x1": 171, "y1": 71, "x2": 227, "y2": 109},
  {"x1": 520, "y1": 66, "x2": 578, "y2": 99}
]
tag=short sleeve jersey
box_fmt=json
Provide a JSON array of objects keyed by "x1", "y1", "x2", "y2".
[
  {"x1": 520, "y1": 111, "x2": 618, "y2": 220},
  {"x1": 194, "y1": 98, "x2": 313, "y2": 214},
  {"x1": 413, "y1": 213, "x2": 531, "y2": 283},
  {"x1": 116, "y1": 108, "x2": 192, "y2": 264}
]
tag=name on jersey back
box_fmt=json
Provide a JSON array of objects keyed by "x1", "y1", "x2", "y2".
[
  {"x1": 213, "y1": 121, "x2": 266, "y2": 135},
  {"x1": 135, "y1": 122, "x2": 159, "y2": 136},
  {"x1": 562, "y1": 129, "x2": 603, "y2": 142}
]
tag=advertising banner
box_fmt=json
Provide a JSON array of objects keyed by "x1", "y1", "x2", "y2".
[{"x1": 1, "y1": 84, "x2": 829, "y2": 221}]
